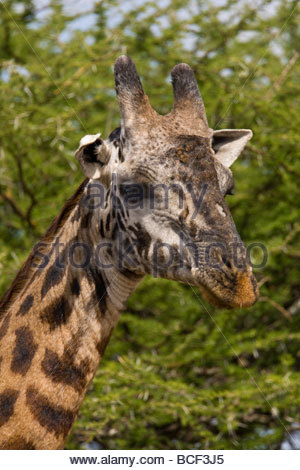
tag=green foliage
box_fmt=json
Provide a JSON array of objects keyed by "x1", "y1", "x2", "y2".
[{"x1": 1, "y1": 0, "x2": 300, "y2": 449}]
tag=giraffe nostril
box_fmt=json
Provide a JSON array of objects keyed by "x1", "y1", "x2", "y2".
[{"x1": 222, "y1": 256, "x2": 232, "y2": 269}]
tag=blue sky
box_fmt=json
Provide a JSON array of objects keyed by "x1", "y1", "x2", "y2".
[
  {"x1": 31, "y1": 0, "x2": 282, "y2": 47},
  {"x1": 32, "y1": 0, "x2": 281, "y2": 32}
]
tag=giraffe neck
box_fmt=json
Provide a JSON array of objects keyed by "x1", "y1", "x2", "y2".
[{"x1": 0, "y1": 179, "x2": 143, "y2": 449}]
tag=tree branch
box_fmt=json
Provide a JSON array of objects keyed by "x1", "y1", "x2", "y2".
[
  {"x1": 0, "y1": 187, "x2": 28, "y2": 224},
  {"x1": 259, "y1": 296, "x2": 292, "y2": 321},
  {"x1": 266, "y1": 51, "x2": 300, "y2": 99}
]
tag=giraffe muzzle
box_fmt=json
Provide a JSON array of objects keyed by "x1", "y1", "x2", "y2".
[{"x1": 199, "y1": 269, "x2": 258, "y2": 309}]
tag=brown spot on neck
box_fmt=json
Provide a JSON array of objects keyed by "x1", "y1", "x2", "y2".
[
  {"x1": 40, "y1": 296, "x2": 72, "y2": 331},
  {"x1": 0, "y1": 389, "x2": 19, "y2": 427},
  {"x1": 17, "y1": 294, "x2": 34, "y2": 316},
  {"x1": 86, "y1": 267, "x2": 107, "y2": 314},
  {"x1": 11, "y1": 326, "x2": 38, "y2": 376},
  {"x1": 41, "y1": 332, "x2": 91, "y2": 393},
  {"x1": 41, "y1": 263, "x2": 65, "y2": 300},
  {"x1": 1, "y1": 437, "x2": 36, "y2": 450},
  {"x1": 71, "y1": 278, "x2": 80, "y2": 297},
  {"x1": 26, "y1": 386, "x2": 75, "y2": 438}
]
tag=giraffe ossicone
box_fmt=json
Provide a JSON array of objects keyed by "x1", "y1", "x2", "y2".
[{"x1": 0, "y1": 56, "x2": 258, "y2": 449}]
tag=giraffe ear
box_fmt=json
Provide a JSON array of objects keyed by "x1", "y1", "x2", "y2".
[
  {"x1": 212, "y1": 129, "x2": 253, "y2": 168},
  {"x1": 75, "y1": 133, "x2": 111, "y2": 179}
]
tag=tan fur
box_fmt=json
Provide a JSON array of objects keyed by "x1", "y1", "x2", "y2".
[{"x1": 0, "y1": 182, "x2": 141, "y2": 449}]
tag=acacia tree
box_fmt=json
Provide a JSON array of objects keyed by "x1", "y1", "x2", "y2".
[{"x1": 0, "y1": 0, "x2": 300, "y2": 449}]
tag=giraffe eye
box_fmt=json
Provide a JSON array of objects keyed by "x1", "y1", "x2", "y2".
[
  {"x1": 119, "y1": 183, "x2": 143, "y2": 206},
  {"x1": 119, "y1": 184, "x2": 132, "y2": 195}
]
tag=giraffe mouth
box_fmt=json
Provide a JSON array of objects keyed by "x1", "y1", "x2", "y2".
[{"x1": 198, "y1": 271, "x2": 258, "y2": 309}]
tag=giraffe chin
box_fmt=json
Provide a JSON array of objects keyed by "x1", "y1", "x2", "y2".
[
  {"x1": 199, "y1": 285, "x2": 231, "y2": 308},
  {"x1": 199, "y1": 278, "x2": 258, "y2": 309}
]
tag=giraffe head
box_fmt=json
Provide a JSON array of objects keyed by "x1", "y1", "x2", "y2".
[{"x1": 76, "y1": 56, "x2": 258, "y2": 309}]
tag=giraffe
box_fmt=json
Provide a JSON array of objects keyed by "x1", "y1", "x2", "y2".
[{"x1": 0, "y1": 56, "x2": 258, "y2": 449}]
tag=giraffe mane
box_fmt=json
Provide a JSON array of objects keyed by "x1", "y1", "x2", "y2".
[{"x1": 0, "y1": 179, "x2": 88, "y2": 319}]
